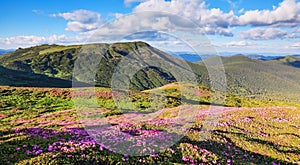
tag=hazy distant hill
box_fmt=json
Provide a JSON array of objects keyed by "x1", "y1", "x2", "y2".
[
  {"x1": 267, "y1": 55, "x2": 300, "y2": 68},
  {"x1": 167, "y1": 52, "x2": 298, "y2": 62},
  {"x1": 247, "y1": 54, "x2": 283, "y2": 61},
  {"x1": 167, "y1": 52, "x2": 206, "y2": 62},
  {"x1": 0, "y1": 49, "x2": 14, "y2": 56},
  {"x1": 1, "y1": 42, "x2": 300, "y2": 102}
]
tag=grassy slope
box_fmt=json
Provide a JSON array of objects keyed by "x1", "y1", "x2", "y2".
[
  {"x1": 0, "y1": 66, "x2": 72, "y2": 87},
  {"x1": 0, "y1": 42, "x2": 177, "y2": 90},
  {"x1": 1, "y1": 43, "x2": 300, "y2": 102},
  {"x1": 0, "y1": 86, "x2": 299, "y2": 164},
  {"x1": 267, "y1": 55, "x2": 300, "y2": 68},
  {"x1": 195, "y1": 56, "x2": 300, "y2": 102}
]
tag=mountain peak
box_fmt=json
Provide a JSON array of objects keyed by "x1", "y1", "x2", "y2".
[{"x1": 110, "y1": 41, "x2": 150, "y2": 48}]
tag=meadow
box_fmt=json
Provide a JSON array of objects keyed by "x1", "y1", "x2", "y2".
[{"x1": 0, "y1": 85, "x2": 299, "y2": 164}]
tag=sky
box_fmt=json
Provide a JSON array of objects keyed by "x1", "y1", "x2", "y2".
[{"x1": 1, "y1": 0, "x2": 300, "y2": 55}]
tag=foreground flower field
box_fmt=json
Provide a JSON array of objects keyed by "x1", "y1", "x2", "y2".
[{"x1": 0, "y1": 87, "x2": 299, "y2": 164}]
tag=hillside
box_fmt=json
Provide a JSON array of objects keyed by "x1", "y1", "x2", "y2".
[
  {"x1": 0, "y1": 65, "x2": 72, "y2": 87},
  {"x1": 195, "y1": 55, "x2": 300, "y2": 102},
  {"x1": 1, "y1": 43, "x2": 300, "y2": 102},
  {"x1": 267, "y1": 55, "x2": 300, "y2": 68},
  {"x1": 1, "y1": 86, "x2": 299, "y2": 164},
  {"x1": 0, "y1": 42, "x2": 181, "y2": 90},
  {"x1": 0, "y1": 49, "x2": 14, "y2": 56},
  {"x1": 0, "y1": 44, "x2": 81, "y2": 80}
]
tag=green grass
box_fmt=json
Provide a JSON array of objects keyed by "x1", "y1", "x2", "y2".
[
  {"x1": 38, "y1": 45, "x2": 81, "y2": 55},
  {"x1": 2, "y1": 42, "x2": 300, "y2": 104},
  {"x1": 0, "y1": 86, "x2": 299, "y2": 164}
]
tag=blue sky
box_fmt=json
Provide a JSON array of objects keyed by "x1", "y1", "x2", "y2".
[{"x1": 1, "y1": 0, "x2": 300, "y2": 55}]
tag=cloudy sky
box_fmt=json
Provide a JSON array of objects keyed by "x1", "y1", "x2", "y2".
[{"x1": 1, "y1": 0, "x2": 300, "y2": 55}]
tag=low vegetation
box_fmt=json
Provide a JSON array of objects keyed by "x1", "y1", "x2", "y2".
[
  {"x1": 1, "y1": 42, "x2": 300, "y2": 102},
  {"x1": 1, "y1": 86, "x2": 299, "y2": 164},
  {"x1": 1, "y1": 42, "x2": 299, "y2": 164}
]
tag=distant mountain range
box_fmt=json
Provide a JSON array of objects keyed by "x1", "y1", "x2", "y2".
[
  {"x1": 170, "y1": 52, "x2": 300, "y2": 62},
  {"x1": 1, "y1": 42, "x2": 300, "y2": 102},
  {"x1": 0, "y1": 49, "x2": 14, "y2": 56},
  {"x1": 167, "y1": 52, "x2": 207, "y2": 62}
]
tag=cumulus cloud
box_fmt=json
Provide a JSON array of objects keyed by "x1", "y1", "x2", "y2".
[
  {"x1": 119, "y1": 0, "x2": 300, "y2": 44},
  {"x1": 8, "y1": 0, "x2": 299, "y2": 50},
  {"x1": 78, "y1": 0, "x2": 236, "y2": 38},
  {"x1": 1, "y1": 36, "x2": 47, "y2": 46},
  {"x1": 290, "y1": 42, "x2": 300, "y2": 48},
  {"x1": 238, "y1": 0, "x2": 300, "y2": 27},
  {"x1": 129, "y1": 0, "x2": 300, "y2": 29},
  {"x1": 131, "y1": 0, "x2": 300, "y2": 29},
  {"x1": 134, "y1": 0, "x2": 238, "y2": 28},
  {"x1": 237, "y1": 28, "x2": 299, "y2": 40},
  {"x1": 226, "y1": 40, "x2": 254, "y2": 47},
  {"x1": 0, "y1": 35, "x2": 85, "y2": 49},
  {"x1": 49, "y1": 0, "x2": 300, "y2": 39},
  {"x1": 52, "y1": 10, "x2": 103, "y2": 32},
  {"x1": 123, "y1": 31, "x2": 172, "y2": 41},
  {"x1": 79, "y1": 12, "x2": 233, "y2": 45}
]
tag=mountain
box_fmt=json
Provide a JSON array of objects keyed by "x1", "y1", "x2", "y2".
[
  {"x1": 167, "y1": 52, "x2": 209, "y2": 62},
  {"x1": 0, "y1": 42, "x2": 181, "y2": 90},
  {"x1": 247, "y1": 54, "x2": 283, "y2": 61},
  {"x1": 167, "y1": 52, "x2": 295, "y2": 62},
  {"x1": 0, "y1": 49, "x2": 14, "y2": 56},
  {"x1": 267, "y1": 55, "x2": 300, "y2": 68},
  {"x1": 0, "y1": 65, "x2": 72, "y2": 87},
  {"x1": 195, "y1": 55, "x2": 300, "y2": 101},
  {"x1": 1, "y1": 42, "x2": 300, "y2": 102}
]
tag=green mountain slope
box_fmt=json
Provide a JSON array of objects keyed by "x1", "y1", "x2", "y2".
[
  {"x1": 267, "y1": 55, "x2": 300, "y2": 68},
  {"x1": 0, "y1": 44, "x2": 81, "y2": 80},
  {"x1": 195, "y1": 55, "x2": 300, "y2": 101},
  {"x1": 0, "y1": 65, "x2": 72, "y2": 87},
  {"x1": 0, "y1": 42, "x2": 180, "y2": 90},
  {"x1": 1, "y1": 43, "x2": 300, "y2": 102}
]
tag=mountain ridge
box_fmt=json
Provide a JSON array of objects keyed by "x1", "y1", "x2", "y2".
[{"x1": 1, "y1": 42, "x2": 300, "y2": 102}]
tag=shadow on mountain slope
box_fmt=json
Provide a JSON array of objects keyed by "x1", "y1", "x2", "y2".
[{"x1": 0, "y1": 66, "x2": 78, "y2": 88}]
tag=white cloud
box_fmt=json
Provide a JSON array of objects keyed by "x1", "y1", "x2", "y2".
[
  {"x1": 226, "y1": 40, "x2": 254, "y2": 47},
  {"x1": 79, "y1": 12, "x2": 234, "y2": 45},
  {"x1": 134, "y1": 0, "x2": 238, "y2": 26},
  {"x1": 238, "y1": 0, "x2": 300, "y2": 27},
  {"x1": 32, "y1": 10, "x2": 44, "y2": 15},
  {"x1": 226, "y1": 0, "x2": 237, "y2": 10},
  {"x1": 238, "y1": 8, "x2": 244, "y2": 14},
  {"x1": 199, "y1": 26, "x2": 233, "y2": 36},
  {"x1": 8, "y1": 0, "x2": 300, "y2": 48},
  {"x1": 49, "y1": 0, "x2": 300, "y2": 39},
  {"x1": 4, "y1": 0, "x2": 300, "y2": 52},
  {"x1": 131, "y1": 0, "x2": 237, "y2": 36},
  {"x1": 52, "y1": 10, "x2": 103, "y2": 32},
  {"x1": 0, "y1": 35, "x2": 84, "y2": 49},
  {"x1": 1, "y1": 36, "x2": 46, "y2": 46},
  {"x1": 131, "y1": 0, "x2": 300, "y2": 29},
  {"x1": 295, "y1": 28, "x2": 300, "y2": 33},
  {"x1": 237, "y1": 28, "x2": 297, "y2": 40},
  {"x1": 290, "y1": 42, "x2": 300, "y2": 48},
  {"x1": 124, "y1": 0, "x2": 148, "y2": 6},
  {"x1": 53, "y1": 10, "x2": 100, "y2": 23}
]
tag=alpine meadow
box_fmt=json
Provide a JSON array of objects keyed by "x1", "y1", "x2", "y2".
[{"x1": 1, "y1": 0, "x2": 300, "y2": 164}]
